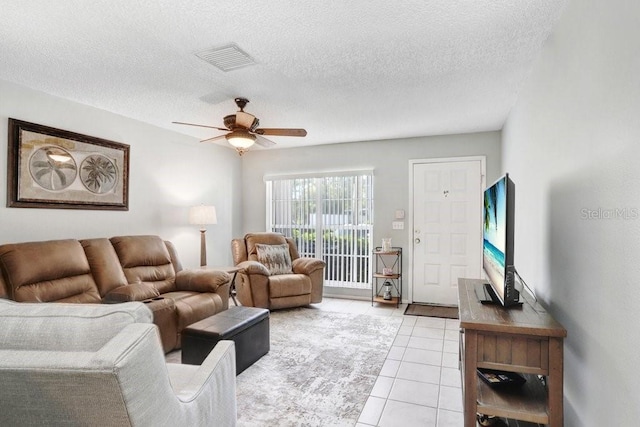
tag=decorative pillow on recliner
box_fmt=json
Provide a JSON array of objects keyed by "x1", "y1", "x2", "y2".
[{"x1": 256, "y1": 243, "x2": 293, "y2": 275}]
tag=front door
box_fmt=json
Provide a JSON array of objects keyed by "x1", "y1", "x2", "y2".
[{"x1": 411, "y1": 158, "x2": 484, "y2": 305}]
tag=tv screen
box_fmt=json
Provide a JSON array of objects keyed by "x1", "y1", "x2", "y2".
[{"x1": 480, "y1": 173, "x2": 519, "y2": 306}]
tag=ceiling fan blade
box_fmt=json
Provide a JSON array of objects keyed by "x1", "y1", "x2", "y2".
[
  {"x1": 173, "y1": 121, "x2": 228, "y2": 131},
  {"x1": 255, "y1": 128, "x2": 307, "y2": 137},
  {"x1": 254, "y1": 134, "x2": 277, "y2": 148},
  {"x1": 200, "y1": 135, "x2": 227, "y2": 143},
  {"x1": 236, "y1": 111, "x2": 258, "y2": 129}
]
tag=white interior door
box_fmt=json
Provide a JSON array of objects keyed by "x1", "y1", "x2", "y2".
[{"x1": 411, "y1": 159, "x2": 483, "y2": 305}]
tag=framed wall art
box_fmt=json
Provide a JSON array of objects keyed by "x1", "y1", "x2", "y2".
[{"x1": 7, "y1": 118, "x2": 130, "y2": 210}]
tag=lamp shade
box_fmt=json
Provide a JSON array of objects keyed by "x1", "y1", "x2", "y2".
[
  {"x1": 189, "y1": 205, "x2": 217, "y2": 226},
  {"x1": 225, "y1": 130, "x2": 256, "y2": 149}
]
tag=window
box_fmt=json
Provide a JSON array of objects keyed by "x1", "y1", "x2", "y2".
[{"x1": 266, "y1": 171, "x2": 373, "y2": 289}]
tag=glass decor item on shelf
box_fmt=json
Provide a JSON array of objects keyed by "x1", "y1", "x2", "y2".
[
  {"x1": 382, "y1": 267, "x2": 393, "y2": 276},
  {"x1": 381, "y1": 238, "x2": 392, "y2": 252},
  {"x1": 383, "y1": 281, "x2": 393, "y2": 300}
]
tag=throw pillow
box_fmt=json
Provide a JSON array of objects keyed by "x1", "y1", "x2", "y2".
[{"x1": 256, "y1": 243, "x2": 293, "y2": 275}]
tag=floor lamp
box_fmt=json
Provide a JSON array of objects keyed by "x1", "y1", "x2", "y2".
[{"x1": 189, "y1": 205, "x2": 217, "y2": 267}]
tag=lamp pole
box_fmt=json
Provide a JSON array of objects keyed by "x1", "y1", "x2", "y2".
[
  {"x1": 189, "y1": 205, "x2": 217, "y2": 267},
  {"x1": 199, "y1": 227, "x2": 207, "y2": 267}
]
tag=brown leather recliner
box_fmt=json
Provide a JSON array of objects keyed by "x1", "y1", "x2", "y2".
[{"x1": 231, "y1": 232, "x2": 325, "y2": 310}]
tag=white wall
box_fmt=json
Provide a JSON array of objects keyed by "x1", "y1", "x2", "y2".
[
  {"x1": 502, "y1": 1, "x2": 640, "y2": 425},
  {"x1": 0, "y1": 80, "x2": 243, "y2": 268},
  {"x1": 241, "y1": 132, "x2": 501, "y2": 299}
]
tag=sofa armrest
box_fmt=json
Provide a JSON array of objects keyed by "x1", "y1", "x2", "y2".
[
  {"x1": 166, "y1": 340, "x2": 237, "y2": 425},
  {"x1": 292, "y1": 257, "x2": 326, "y2": 275},
  {"x1": 236, "y1": 260, "x2": 270, "y2": 276},
  {"x1": 175, "y1": 269, "x2": 230, "y2": 293},
  {"x1": 103, "y1": 283, "x2": 160, "y2": 303},
  {"x1": 168, "y1": 340, "x2": 236, "y2": 401}
]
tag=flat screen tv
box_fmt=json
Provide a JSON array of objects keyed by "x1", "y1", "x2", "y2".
[{"x1": 479, "y1": 173, "x2": 520, "y2": 307}]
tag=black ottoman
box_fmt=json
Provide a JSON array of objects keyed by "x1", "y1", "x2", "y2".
[{"x1": 181, "y1": 306, "x2": 270, "y2": 374}]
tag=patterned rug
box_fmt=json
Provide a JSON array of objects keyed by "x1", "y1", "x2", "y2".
[{"x1": 235, "y1": 307, "x2": 402, "y2": 426}]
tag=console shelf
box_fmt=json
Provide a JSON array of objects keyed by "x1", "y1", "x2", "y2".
[
  {"x1": 371, "y1": 247, "x2": 402, "y2": 307},
  {"x1": 372, "y1": 295, "x2": 400, "y2": 305},
  {"x1": 476, "y1": 373, "x2": 548, "y2": 423},
  {"x1": 458, "y1": 278, "x2": 566, "y2": 427}
]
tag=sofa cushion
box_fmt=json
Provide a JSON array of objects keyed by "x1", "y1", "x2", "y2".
[
  {"x1": 256, "y1": 243, "x2": 293, "y2": 275},
  {"x1": 111, "y1": 235, "x2": 172, "y2": 267},
  {"x1": 110, "y1": 236, "x2": 176, "y2": 294},
  {"x1": 81, "y1": 238, "x2": 129, "y2": 297},
  {"x1": 162, "y1": 291, "x2": 225, "y2": 334},
  {"x1": 268, "y1": 274, "x2": 311, "y2": 298},
  {"x1": 0, "y1": 240, "x2": 101, "y2": 303},
  {"x1": 104, "y1": 283, "x2": 160, "y2": 302}
]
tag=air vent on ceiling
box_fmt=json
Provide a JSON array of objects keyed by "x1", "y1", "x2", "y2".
[{"x1": 195, "y1": 44, "x2": 256, "y2": 72}]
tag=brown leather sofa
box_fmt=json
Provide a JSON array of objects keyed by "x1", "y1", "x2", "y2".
[
  {"x1": 0, "y1": 235, "x2": 230, "y2": 352},
  {"x1": 231, "y1": 232, "x2": 325, "y2": 310}
]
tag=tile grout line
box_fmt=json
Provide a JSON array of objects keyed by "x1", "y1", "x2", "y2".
[{"x1": 355, "y1": 305, "x2": 463, "y2": 426}]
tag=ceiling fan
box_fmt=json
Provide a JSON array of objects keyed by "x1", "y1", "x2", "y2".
[{"x1": 173, "y1": 97, "x2": 307, "y2": 155}]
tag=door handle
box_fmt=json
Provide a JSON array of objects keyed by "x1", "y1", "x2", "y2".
[{"x1": 414, "y1": 238, "x2": 421, "y2": 244}]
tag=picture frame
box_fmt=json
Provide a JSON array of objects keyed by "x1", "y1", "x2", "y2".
[{"x1": 7, "y1": 118, "x2": 130, "y2": 210}]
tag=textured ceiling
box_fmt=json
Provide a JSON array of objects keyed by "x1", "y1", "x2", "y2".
[{"x1": 0, "y1": 1, "x2": 567, "y2": 150}]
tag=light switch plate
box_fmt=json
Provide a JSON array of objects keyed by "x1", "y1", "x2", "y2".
[
  {"x1": 394, "y1": 209, "x2": 405, "y2": 219},
  {"x1": 392, "y1": 221, "x2": 404, "y2": 230}
]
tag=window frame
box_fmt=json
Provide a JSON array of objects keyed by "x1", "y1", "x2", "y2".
[{"x1": 265, "y1": 170, "x2": 374, "y2": 289}]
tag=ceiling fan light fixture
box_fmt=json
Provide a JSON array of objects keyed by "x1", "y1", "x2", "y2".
[{"x1": 226, "y1": 130, "x2": 256, "y2": 153}]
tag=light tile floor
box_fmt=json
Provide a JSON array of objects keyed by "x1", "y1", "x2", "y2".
[{"x1": 314, "y1": 297, "x2": 463, "y2": 427}]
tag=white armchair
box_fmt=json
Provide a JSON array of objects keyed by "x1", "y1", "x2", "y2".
[{"x1": 0, "y1": 299, "x2": 237, "y2": 426}]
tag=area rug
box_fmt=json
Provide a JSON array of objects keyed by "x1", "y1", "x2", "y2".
[
  {"x1": 235, "y1": 307, "x2": 402, "y2": 426},
  {"x1": 404, "y1": 303, "x2": 459, "y2": 319}
]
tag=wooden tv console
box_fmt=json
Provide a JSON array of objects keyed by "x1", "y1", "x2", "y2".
[{"x1": 458, "y1": 278, "x2": 566, "y2": 426}]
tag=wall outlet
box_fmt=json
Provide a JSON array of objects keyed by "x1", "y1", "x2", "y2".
[{"x1": 392, "y1": 221, "x2": 404, "y2": 230}]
